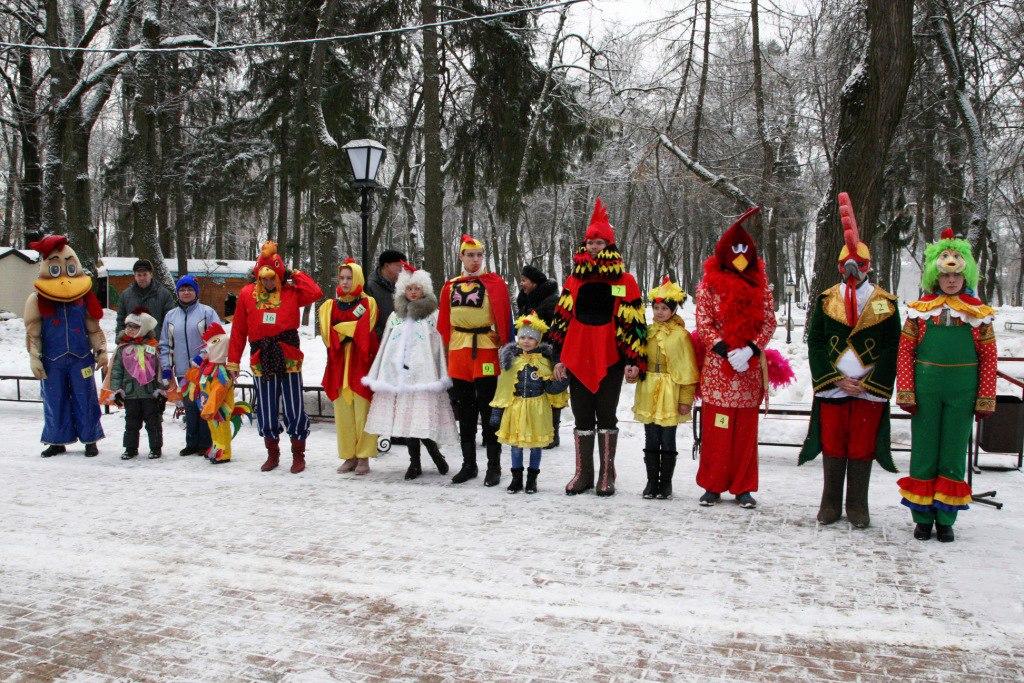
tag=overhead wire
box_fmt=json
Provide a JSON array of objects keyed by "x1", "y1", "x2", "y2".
[{"x1": 0, "y1": 0, "x2": 590, "y2": 54}]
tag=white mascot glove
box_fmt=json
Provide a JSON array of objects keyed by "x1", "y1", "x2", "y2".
[{"x1": 727, "y1": 346, "x2": 755, "y2": 372}]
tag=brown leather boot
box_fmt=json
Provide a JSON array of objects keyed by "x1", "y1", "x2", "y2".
[
  {"x1": 565, "y1": 430, "x2": 595, "y2": 495},
  {"x1": 595, "y1": 429, "x2": 618, "y2": 497},
  {"x1": 290, "y1": 439, "x2": 306, "y2": 474},
  {"x1": 817, "y1": 456, "x2": 847, "y2": 525},
  {"x1": 845, "y1": 459, "x2": 872, "y2": 529},
  {"x1": 261, "y1": 437, "x2": 281, "y2": 472}
]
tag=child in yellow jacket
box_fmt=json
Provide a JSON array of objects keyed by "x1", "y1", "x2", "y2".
[
  {"x1": 490, "y1": 312, "x2": 570, "y2": 493},
  {"x1": 631, "y1": 277, "x2": 699, "y2": 499}
]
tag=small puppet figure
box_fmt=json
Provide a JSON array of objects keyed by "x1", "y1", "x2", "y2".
[{"x1": 186, "y1": 322, "x2": 253, "y2": 464}]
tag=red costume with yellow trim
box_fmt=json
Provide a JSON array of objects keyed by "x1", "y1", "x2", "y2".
[
  {"x1": 319, "y1": 259, "x2": 380, "y2": 465},
  {"x1": 694, "y1": 207, "x2": 776, "y2": 506},
  {"x1": 548, "y1": 197, "x2": 647, "y2": 497},
  {"x1": 228, "y1": 241, "x2": 323, "y2": 474},
  {"x1": 438, "y1": 234, "x2": 513, "y2": 486}
]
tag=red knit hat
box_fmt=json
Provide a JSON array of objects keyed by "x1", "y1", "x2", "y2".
[
  {"x1": 28, "y1": 235, "x2": 69, "y2": 258},
  {"x1": 202, "y1": 322, "x2": 227, "y2": 342},
  {"x1": 584, "y1": 197, "x2": 615, "y2": 243},
  {"x1": 714, "y1": 206, "x2": 761, "y2": 273}
]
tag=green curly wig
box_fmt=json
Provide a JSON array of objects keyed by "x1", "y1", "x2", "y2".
[{"x1": 921, "y1": 231, "x2": 979, "y2": 293}]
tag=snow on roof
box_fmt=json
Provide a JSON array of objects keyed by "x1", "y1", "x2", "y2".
[
  {"x1": 98, "y1": 256, "x2": 254, "y2": 278},
  {"x1": 0, "y1": 248, "x2": 40, "y2": 264}
]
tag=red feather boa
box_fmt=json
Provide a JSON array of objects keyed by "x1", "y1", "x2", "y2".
[{"x1": 700, "y1": 255, "x2": 768, "y2": 348}]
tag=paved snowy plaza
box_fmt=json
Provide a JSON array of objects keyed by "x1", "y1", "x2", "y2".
[{"x1": 2, "y1": 395, "x2": 1023, "y2": 681}]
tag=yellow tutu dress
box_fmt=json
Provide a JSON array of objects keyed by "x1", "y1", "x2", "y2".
[
  {"x1": 633, "y1": 316, "x2": 698, "y2": 427},
  {"x1": 491, "y1": 349, "x2": 565, "y2": 448}
]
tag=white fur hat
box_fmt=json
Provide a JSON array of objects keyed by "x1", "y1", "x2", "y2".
[
  {"x1": 395, "y1": 264, "x2": 434, "y2": 296},
  {"x1": 124, "y1": 307, "x2": 158, "y2": 337}
]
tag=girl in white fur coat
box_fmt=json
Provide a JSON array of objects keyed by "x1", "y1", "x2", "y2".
[{"x1": 363, "y1": 265, "x2": 458, "y2": 479}]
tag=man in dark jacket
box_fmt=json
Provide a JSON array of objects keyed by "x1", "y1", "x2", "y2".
[
  {"x1": 365, "y1": 249, "x2": 407, "y2": 337},
  {"x1": 516, "y1": 264, "x2": 560, "y2": 323},
  {"x1": 516, "y1": 263, "x2": 565, "y2": 447},
  {"x1": 115, "y1": 259, "x2": 176, "y2": 337}
]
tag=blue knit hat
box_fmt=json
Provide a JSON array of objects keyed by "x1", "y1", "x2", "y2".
[{"x1": 175, "y1": 274, "x2": 200, "y2": 297}]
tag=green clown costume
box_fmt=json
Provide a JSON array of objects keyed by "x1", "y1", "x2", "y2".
[{"x1": 896, "y1": 228, "x2": 998, "y2": 543}]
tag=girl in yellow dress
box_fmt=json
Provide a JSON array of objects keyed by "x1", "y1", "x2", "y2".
[
  {"x1": 631, "y1": 277, "x2": 699, "y2": 499},
  {"x1": 489, "y1": 312, "x2": 570, "y2": 493}
]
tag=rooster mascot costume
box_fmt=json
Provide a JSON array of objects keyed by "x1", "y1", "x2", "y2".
[
  {"x1": 694, "y1": 207, "x2": 776, "y2": 508},
  {"x1": 799, "y1": 193, "x2": 900, "y2": 529},
  {"x1": 228, "y1": 241, "x2": 323, "y2": 473},
  {"x1": 25, "y1": 235, "x2": 108, "y2": 457}
]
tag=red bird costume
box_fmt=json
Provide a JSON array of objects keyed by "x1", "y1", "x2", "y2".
[{"x1": 694, "y1": 207, "x2": 776, "y2": 505}]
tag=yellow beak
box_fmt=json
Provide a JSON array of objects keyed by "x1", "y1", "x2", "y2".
[
  {"x1": 34, "y1": 275, "x2": 93, "y2": 302},
  {"x1": 731, "y1": 254, "x2": 749, "y2": 272}
]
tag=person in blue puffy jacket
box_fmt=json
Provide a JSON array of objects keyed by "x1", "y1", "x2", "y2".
[{"x1": 159, "y1": 274, "x2": 221, "y2": 456}]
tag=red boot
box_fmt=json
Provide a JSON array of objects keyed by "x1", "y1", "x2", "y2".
[
  {"x1": 261, "y1": 437, "x2": 280, "y2": 472},
  {"x1": 290, "y1": 439, "x2": 306, "y2": 474}
]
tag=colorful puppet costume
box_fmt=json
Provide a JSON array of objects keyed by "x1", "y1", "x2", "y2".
[
  {"x1": 896, "y1": 229, "x2": 997, "y2": 541},
  {"x1": 24, "y1": 235, "x2": 108, "y2": 457},
  {"x1": 633, "y1": 277, "x2": 699, "y2": 500},
  {"x1": 186, "y1": 323, "x2": 252, "y2": 463},
  {"x1": 693, "y1": 207, "x2": 776, "y2": 508},
  {"x1": 319, "y1": 259, "x2": 380, "y2": 468},
  {"x1": 228, "y1": 241, "x2": 323, "y2": 473},
  {"x1": 548, "y1": 197, "x2": 648, "y2": 497},
  {"x1": 489, "y1": 313, "x2": 570, "y2": 493},
  {"x1": 799, "y1": 193, "x2": 900, "y2": 528},
  {"x1": 437, "y1": 234, "x2": 514, "y2": 486}
]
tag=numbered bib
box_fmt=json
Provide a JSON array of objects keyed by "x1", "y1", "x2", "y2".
[
  {"x1": 714, "y1": 413, "x2": 730, "y2": 429},
  {"x1": 352, "y1": 304, "x2": 366, "y2": 318},
  {"x1": 481, "y1": 362, "x2": 495, "y2": 376},
  {"x1": 81, "y1": 366, "x2": 94, "y2": 379},
  {"x1": 144, "y1": 345, "x2": 156, "y2": 355},
  {"x1": 611, "y1": 284, "x2": 627, "y2": 298},
  {"x1": 262, "y1": 312, "x2": 277, "y2": 325},
  {"x1": 871, "y1": 300, "x2": 891, "y2": 315}
]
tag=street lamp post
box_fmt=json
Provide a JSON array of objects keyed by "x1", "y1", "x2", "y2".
[
  {"x1": 785, "y1": 277, "x2": 797, "y2": 345},
  {"x1": 342, "y1": 139, "x2": 387, "y2": 273}
]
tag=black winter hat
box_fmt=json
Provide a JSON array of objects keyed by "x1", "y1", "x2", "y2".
[
  {"x1": 133, "y1": 258, "x2": 154, "y2": 273},
  {"x1": 377, "y1": 250, "x2": 407, "y2": 268},
  {"x1": 521, "y1": 264, "x2": 547, "y2": 285}
]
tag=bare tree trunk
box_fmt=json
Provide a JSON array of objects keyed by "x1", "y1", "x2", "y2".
[
  {"x1": 505, "y1": 8, "x2": 569, "y2": 272},
  {"x1": 808, "y1": 0, "x2": 915, "y2": 301},
  {"x1": 14, "y1": 24, "x2": 42, "y2": 236},
  {"x1": 691, "y1": 0, "x2": 712, "y2": 158},
  {"x1": 421, "y1": 0, "x2": 445, "y2": 288},
  {"x1": 930, "y1": 0, "x2": 988, "y2": 250},
  {"x1": 372, "y1": 87, "x2": 423, "y2": 254},
  {"x1": 751, "y1": 0, "x2": 780, "y2": 300},
  {"x1": 276, "y1": 122, "x2": 289, "y2": 246},
  {"x1": 308, "y1": 0, "x2": 343, "y2": 302}
]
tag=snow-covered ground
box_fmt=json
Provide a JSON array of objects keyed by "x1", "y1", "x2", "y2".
[{"x1": 2, "y1": 303, "x2": 1024, "y2": 680}]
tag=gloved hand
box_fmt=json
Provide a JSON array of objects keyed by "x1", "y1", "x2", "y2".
[
  {"x1": 113, "y1": 390, "x2": 125, "y2": 408},
  {"x1": 727, "y1": 346, "x2": 755, "y2": 372},
  {"x1": 489, "y1": 408, "x2": 504, "y2": 428},
  {"x1": 711, "y1": 340, "x2": 729, "y2": 358},
  {"x1": 162, "y1": 368, "x2": 173, "y2": 382},
  {"x1": 30, "y1": 353, "x2": 46, "y2": 380},
  {"x1": 897, "y1": 403, "x2": 917, "y2": 416}
]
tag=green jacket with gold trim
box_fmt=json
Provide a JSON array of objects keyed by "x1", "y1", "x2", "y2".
[{"x1": 798, "y1": 283, "x2": 901, "y2": 472}]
